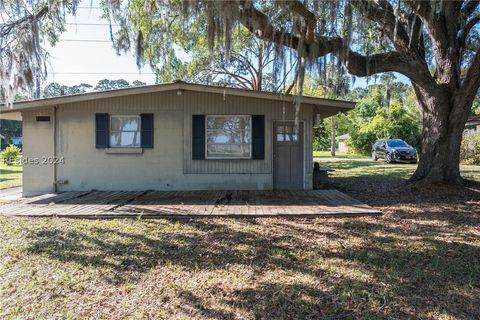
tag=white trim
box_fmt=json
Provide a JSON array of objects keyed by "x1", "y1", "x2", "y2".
[
  {"x1": 205, "y1": 115, "x2": 252, "y2": 160},
  {"x1": 109, "y1": 115, "x2": 141, "y2": 148},
  {"x1": 106, "y1": 147, "x2": 143, "y2": 154},
  {"x1": 1, "y1": 81, "x2": 356, "y2": 114}
]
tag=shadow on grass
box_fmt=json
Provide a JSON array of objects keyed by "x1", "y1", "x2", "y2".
[
  {"x1": 27, "y1": 219, "x2": 310, "y2": 279},
  {"x1": 0, "y1": 168, "x2": 22, "y2": 175},
  {"x1": 23, "y1": 216, "x2": 480, "y2": 319},
  {"x1": 315, "y1": 160, "x2": 382, "y2": 170}
]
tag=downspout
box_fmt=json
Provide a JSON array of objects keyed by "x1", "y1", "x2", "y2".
[{"x1": 53, "y1": 105, "x2": 57, "y2": 192}]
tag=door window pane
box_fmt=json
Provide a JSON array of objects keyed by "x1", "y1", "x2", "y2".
[
  {"x1": 276, "y1": 126, "x2": 284, "y2": 141},
  {"x1": 285, "y1": 126, "x2": 292, "y2": 141}
]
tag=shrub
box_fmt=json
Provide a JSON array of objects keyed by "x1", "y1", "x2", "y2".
[
  {"x1": 460, "y1": 132, "x2": 480, "y2": 165},
  {"x1": 1, "y1": 144, "x2": 21, "y2": 165},
  {"x1": 348, "y1": 102, "x2": 422, "y2": 154}
]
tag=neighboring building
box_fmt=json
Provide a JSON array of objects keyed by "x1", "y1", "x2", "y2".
[
  {"x1": 0, "y1": 81, "x2": 355, "y2": 196},
  {"x1": 465, "y1": 115, "x2": 480, "y2": 134},
  {"x1": 336, "y1": 133, "x2": 351, "y2": 153},
  {"x1": 11, "y1": 136, "x2": 22, "y2": 148}
]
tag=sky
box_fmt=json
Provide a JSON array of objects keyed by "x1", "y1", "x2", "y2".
[
  {"x1": 43, "y1": 5, "x2": 157, "y2": 87},
  {"x1": 43, "y1": 2, "x2": 410, "y2": 90}
]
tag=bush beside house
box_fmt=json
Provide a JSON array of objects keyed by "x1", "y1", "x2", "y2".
[
  {"x1": 461, "y1": 132, "x2": 480, "y2": 165},
  {"x1": 1, "y1": 145, "x2": 21, "y2": 166}
]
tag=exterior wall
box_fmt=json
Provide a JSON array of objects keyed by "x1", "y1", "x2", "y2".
[
  {"x1": 464, "y1": 123, "x2": 480, "y2": 134},
  {"x1": 22, "y1": 90, "x2": 315, "y2": 192},
  {"x1": 338, "y1": 141, "x2": 349, "y2": 153},
  {"x1": 182, "y1": 91, "x2": 313, "y2": 189},
  {"x1": 22, "y1": 108, "x2": 55, "y2": 196}
]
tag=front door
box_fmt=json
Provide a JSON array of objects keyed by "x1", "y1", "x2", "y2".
[{"x1": 273, "y1": 121, "x2": 304, "y2": 190}]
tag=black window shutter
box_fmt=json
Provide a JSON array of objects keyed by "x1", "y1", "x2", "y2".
[
  {"x1": 140, "y1": 113, "x2": 154, "y2": 148},
  {"x1": 251, "y1": 115, "x2": 265, "y2": 159},
  {"x1": 192, "y1": 115, "x2": 205, "y2": 160},
  {"x1": 95, "y1": 113, "x2": 109, "y2": 148}
]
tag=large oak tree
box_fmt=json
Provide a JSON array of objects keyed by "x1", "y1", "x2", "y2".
[
  {"x1": 107, "y1": 0, "x2": 480, "y2": 185},
  {"x1": 188, "y1": 0, "x2": 480, "y2": 185},
  {"x1": 1, "y1": 0, "x2": 479, "y2": 185}
]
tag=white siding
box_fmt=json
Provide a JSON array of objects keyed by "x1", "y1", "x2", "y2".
[{"x1": 22, "y1": 108, "x2": 55, "y2": 196}]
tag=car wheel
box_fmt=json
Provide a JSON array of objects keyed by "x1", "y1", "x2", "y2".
[
  {"x1": 372, "y1": 151, "x2": 378, "y2": 161},
  {"x1": 386, "y1": 153, "x2": 394, "y2": 164}
]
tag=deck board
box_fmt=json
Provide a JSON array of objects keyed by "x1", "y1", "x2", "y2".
[{"x1": 0, "y1": 190, "x2": 381, "y2": 218}]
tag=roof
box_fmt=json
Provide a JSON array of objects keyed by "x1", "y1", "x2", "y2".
[
  {"x1": 0, "y1": 81, "x2": 355, "y2": 119},
  {"x1": 336, "y1": 133, "x2": 351, "y2": 140}
]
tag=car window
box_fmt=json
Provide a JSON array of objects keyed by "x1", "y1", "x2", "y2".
[{"x1": 387, "y1": 140, "x2": 409, "y2": 147}]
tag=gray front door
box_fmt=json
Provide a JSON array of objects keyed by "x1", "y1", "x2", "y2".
[{"x1": 273, "y1": 121, "x2": 304, "y2": 190}]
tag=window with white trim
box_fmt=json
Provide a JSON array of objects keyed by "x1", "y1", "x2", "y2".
[
  {"x1": 110, "y1": 115, "x2": 141, "y2": 147},
  {"x1": 206, "y1": 115, "x2": 251, "y2": 159}
]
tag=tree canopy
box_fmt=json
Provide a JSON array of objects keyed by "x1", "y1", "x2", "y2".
[{"x1": 42, "y1": 79, "x2": 146, "y2": 98}]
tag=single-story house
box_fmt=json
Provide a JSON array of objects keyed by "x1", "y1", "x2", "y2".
[
  {"x1": 0, "y1": 81, "x2": 355, "y2": 196},
  {"x1": 465, "y1": 115, "x2": 480, "y2": 134},
  {"x1": 336, "y1": 133, "x2": 351, "y2": 153}
]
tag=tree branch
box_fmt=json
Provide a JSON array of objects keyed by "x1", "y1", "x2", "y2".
[
  {"x1": 280, "y1": 0, "x2": 317, "y2": 44},
  {"x1": 459, "y1": 48, "x2": 480, "y2": 108},
  {"x1": 459, "y1": 15, "x2": 480, "y2": 46},
  {"x1": 351, "y1": 0, "x2": 412, "y2": 54},
  {"x1": 462, "y1": 0, "x2": 480, "y2": 18},
  {"x1": 209, "y1": 68, "x2": 253, "y2": 87},
  {"x1": 405, "y1": 1, "x2": 434, "y2": 24},
  {"x1": 0, "y1": 5, "x2": 49, "y2": 38},
  {"x1": 236, "y1": 1, "x2": 433, "y2": 86}
]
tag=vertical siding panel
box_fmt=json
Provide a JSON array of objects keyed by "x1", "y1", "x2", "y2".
[{"x1": 182, "y1": 91, "x2": 314, "y2": 177}]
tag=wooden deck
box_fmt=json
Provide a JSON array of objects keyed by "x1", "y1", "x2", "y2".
[{"x1": 0, "y1": 190, "x2": 381, "y2": 218}]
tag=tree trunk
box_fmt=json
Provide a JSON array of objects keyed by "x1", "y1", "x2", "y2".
[
  {"x1": 331, "y1": 115, "x2": 336, "y2": 157},
  {"x1": 256, "y1": 43, "x2": 263, "y2": 91},
  {"x1": 410, "y1": 86, "x2": 469, "y2": 185}
]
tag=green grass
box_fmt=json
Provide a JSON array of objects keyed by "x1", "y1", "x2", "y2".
[
  {"x1": 0, "y1": 162, "x2": 22, "y2": 189},
  {"x1": 315, "y1": 157, "x2": 480, "y2": 181},
  {"x1": 313, "y1": 150, "x2": 368, "y2": 158},
  {"x1": 1, "y1": 159, "x2": 480, "y2": 319}
]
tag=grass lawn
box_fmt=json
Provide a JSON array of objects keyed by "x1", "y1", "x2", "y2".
[
  {"x1": 316, "y1": 157, "x2": 480, "y2": 181},
  {"x1": 1, "y1": 160, "x2": 480, "y2": 319},
  {"x1": 0, "y1": 162, "x2": 22, "y2": 189},
  {"x1": 313, "y1": 150, "x2": 368, "y2": 158}
]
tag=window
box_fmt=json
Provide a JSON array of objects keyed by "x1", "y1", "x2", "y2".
[
  {"x1": 276, "y1": 124, "x2": 299, "y2": 142},
  {"x1": 110, "y1": 115, "x2": 141, "y2": 147},
  {"x1": 387, "y1": 139, "x2": 409, "y2": 148},
  {"x1": 206, "y1": 115, "x2": 251, "y2": 159},
  {"x1": 36, "y1": 116, "x2": 51, "y2": 122}
]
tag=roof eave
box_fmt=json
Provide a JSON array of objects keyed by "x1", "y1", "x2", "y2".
[{"x1": 0, "y1": 81, "x2": 356, "y2": 114}]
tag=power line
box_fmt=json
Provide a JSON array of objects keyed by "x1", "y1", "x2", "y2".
[
  {"x1": 64, "y1": 22, "x2": 119, "y2": 26},
  {"x1": 52, "y1": 72, "x2": 156, "y2": 75},
  {"x1": 58, "y1": 39, "x2": 112, "y2": 42}
]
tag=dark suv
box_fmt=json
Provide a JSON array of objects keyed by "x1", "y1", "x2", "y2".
[{"x1": 372, "y1": 139, "x2": 417, "y2": 164}]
